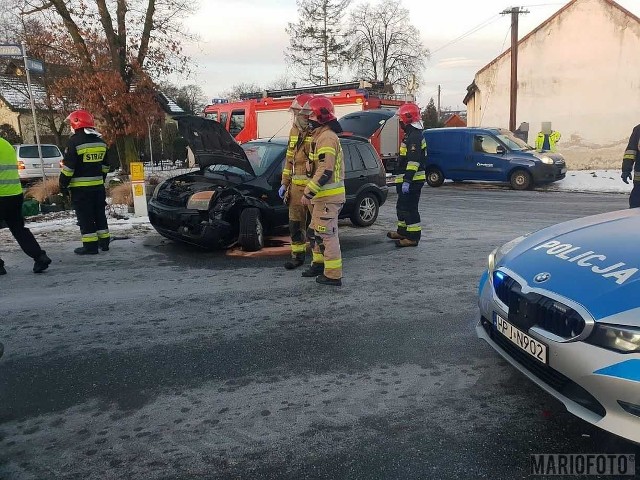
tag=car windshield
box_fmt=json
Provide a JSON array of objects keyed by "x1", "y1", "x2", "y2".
[
  {"x1": 241, "y1": 142, "x2": 286, "y2": 176},
  {"x1": 494, "y1": 130, "x2": 533, "y2": 151},
  {"x1": 19, "y1": 145, "x2": 62, "y2": 158}
]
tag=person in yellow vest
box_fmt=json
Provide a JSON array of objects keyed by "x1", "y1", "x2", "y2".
[
  {"x1": 278, "y1": 93, "x2": 314, "y2": 270},
  {"x1": 0, "y1": 137, "x2": 51, "y2": 275},
  {"x1": 60, "y1": 110, "x2": 110, "y2": 255},
  {"x1": 300, "y1": 96, "x2": 345, "y2": 286},
  {"x1": 535, "y1": 123, "x2": 561, "y2": 152}
]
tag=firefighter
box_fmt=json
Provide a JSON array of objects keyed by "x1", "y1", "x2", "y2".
[
  {"x1": 300, "y1": 96, "x2": 345, "y2": 286},
  {"x1": 0, "y1": 137, "x2": 51, "y2": 274},
  {"x1": 278, "y1": 93, "x2": 315, "y2": 269},
  {"x1": 387, "y1": 103, "x2": 426, "y2": 247},
  {"x1": 622, "y1": 123, "x2": 640, "y2": 208},
  {"x1": 60, "y1": 110, "x2": 111, "y2": 255}
]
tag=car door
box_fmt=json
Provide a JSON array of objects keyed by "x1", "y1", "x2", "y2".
[
  {"x1": 468, "y1": 134, "x2": 508, "y2": 181},
  {"x1": 342, "y1": 143, "x2": 366, "y2": 205}
]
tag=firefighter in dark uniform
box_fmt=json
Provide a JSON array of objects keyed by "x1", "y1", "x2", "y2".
[
  {"x1": 387, "y1": 103, "x2": 426, "y2": 247},
  {"x1": 0, "y1": 136, "x2": 51, "y2": 275},
  {"x1": 622, "y1": 124, "x2": 640, "y2": 208},
  {"x1": 60, "y1": 110, "x2": 111, "y2": 254}
]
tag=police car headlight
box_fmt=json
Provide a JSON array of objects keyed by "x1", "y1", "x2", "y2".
[
  {"x1": 488, "y1": 235, "x2": 528, "y2": 275},
  {"x1": 186, "y1": 191, "x2": 216, "y2": 210},
  {"x1": 587, "y1": 324, "x2": 640, "y2": 353}
]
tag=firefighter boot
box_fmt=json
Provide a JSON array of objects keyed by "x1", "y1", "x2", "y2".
[
  {"x1": 74, "y1": 243, "x2": 99, "y2": 255},
  {"x1": 395, "y1": 238, "x2": 419, "y2": 248},
  {"x1": 301, "y1": 263, "x2": 324, "y2": 277},
  {"x1": 33, "y1": 252, "x2": 52, "y2": 273},
  {"x1": 284, "y1": 255, "x2": 304, "y2": 270},
  {"x1": 99, "y1": 238, "x2": 110, "y2": 252},
  {"x1": 316, "y1": 274, "x2": 342, "y2": 287},
  {"x1": 386, "y1": 231, "x2": 405, "y2": 240}
]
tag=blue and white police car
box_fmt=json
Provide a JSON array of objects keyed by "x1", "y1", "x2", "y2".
[{"x1": 477, "y1": 208, "x2": 640, "y2": 444}]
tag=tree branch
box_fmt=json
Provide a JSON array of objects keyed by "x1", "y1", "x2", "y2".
[{"x1": 137, "y1": 0, "x2": 156, "y2": 68}]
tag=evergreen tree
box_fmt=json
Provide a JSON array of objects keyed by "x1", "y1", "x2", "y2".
[
  {"x1": 286, "y1": 0, "x2": 352, "y2": 85},
  {"x1": 422, "y1": 98, "x2": 443, "y2": 129}
]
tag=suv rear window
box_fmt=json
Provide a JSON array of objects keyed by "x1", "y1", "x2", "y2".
[
  {"x1": 357, "y1": 144, "x2": 379, "y2": 169},
  {"x1": 19, "y1": 145, "x2": 62, "y2": 158}
]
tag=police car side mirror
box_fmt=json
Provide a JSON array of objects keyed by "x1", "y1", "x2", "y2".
[{"x1": 496, "y1": 145, "x2": 506, "y2": 154}]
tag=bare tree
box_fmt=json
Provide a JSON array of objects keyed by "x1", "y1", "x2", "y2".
[
  {"x1": 348, "y1": 0, "x2": 429, "y2": 92},
  {"x1": 219, "y1": 82, "x2": 263, "y2": 101},
  {"x1": 286, "y1": 0, "x2": 351, "y2": 85}
]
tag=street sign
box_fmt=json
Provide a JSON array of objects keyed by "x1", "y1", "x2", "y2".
[
  {"x1": 0, "y1": 44, "x2": 22, "y2": 57},
  {"x1": 26, "y1": 58, "x2": 44, "y2": 74}
]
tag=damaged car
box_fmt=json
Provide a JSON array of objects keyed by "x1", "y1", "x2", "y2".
[{"x1": 148, "y1": 116, "x2": 388, "y2": 251}]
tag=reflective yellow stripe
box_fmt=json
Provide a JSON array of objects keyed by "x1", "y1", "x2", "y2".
[
  {"x1": 421, "y1": 139, "x2": 427, "y2": 149},
  {"x1": 77, "y1": 144, "x2": 106, "y2": 163},
  {"x1": 395, "y1": 175, "x2": 404, "y2": 183},
  {"x1": 282, "y1": 168, "x2": 292, "y2": 176},
  {"x1": 69, "y1": 176, "x2": 104, "y2": 187},
  {"x1": 406, "y1": 161, "x2": 419, "y2": 171},
  {"x1": 413, "y1": 172, "x2": 426, "y2": 181},
  {"x1": 317, "y1": 146, "x2": 336, "y2": 156},
  {"x1": 291, "y1": 243, "x2": 306, "y2": 253},
  {"x1": 307, "y1": 181, "x2": 320, "y2": 193},
  {"x1": 82, "y1": 233, "x2": 99, "y2": 242},
  {"x1": 312, "y1": 252, "x2": 324, "y2": 263},
  {"x1": 397, "y1": 221, "x2": 406, "y2": 227},
  {"x1": 61, "y1": 168, "x2": 74, "y2": 177},
  {"x1": 314, "y1": 186, "x2": 345, "y2": 198},
  {"x1": 101, "y1": 165, "x2": 110, "y2": 173},
  {"x1": 406, "y1": 224, "x2": 422, "y2": 232},
  {"x1": 97, "y1": 230, "x2": 110, "y2": 239},
  {"x1": 292, "y1": 178, "x2": 309, "y2": 186},
  {"x1": 624, "y1": 150, "x2": 636, "y2": 160},
  {"x1": 324, "y1": 259, "x2": 342, "y2": 269},
  {"x1": 399, "y1": 145, "x2": 407, "y2": 155}
]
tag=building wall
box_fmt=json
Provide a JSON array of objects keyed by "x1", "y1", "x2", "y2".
[
  {"x1": 468, "y1": 0, "x2": 640, "y2": 169},
  {"x1": 0, "y1": 100, "x2": 21, "y2": 134}
]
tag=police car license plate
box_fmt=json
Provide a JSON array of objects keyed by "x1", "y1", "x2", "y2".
[{"x1": 494, "y1": 314, "x2": 548, "y2": 364}]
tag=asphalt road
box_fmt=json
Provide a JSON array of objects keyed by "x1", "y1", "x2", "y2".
[{"x1": 1, "y1": 184, "x2": 638, "y2": 480}]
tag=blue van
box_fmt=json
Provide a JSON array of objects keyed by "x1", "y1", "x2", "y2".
[{"x1": 422, "y1": 127, "x2": 567, "y2": 190}]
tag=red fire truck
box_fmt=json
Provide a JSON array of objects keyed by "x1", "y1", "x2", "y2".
[{"x1": 202, "y1": 81, "x2": 413, "y2": 171}]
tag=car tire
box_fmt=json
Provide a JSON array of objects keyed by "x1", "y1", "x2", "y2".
[
  {"x1": 509, "y1": 169, "x2": 532, "y2": 190},
  {"x1": 350, "y1": 192, "x2": 379, "y2": 227},
  {"x1": 426, "y1": 168, "x2": 445, "y2": 187},
  {"x1": 238, "y1": 208, "x2": 264, "y2": 251}
]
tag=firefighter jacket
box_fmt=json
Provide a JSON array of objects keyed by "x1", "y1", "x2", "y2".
[
  {"x1": 395, "y1": 126, "x2": 426, "y2": 186},
  {"x1": 0, "y1": 138, "x2": 22, "y2": 197},
  {"x1": 622, "y1": 124, "x2": 640, "y2": 183},
  {"x1": 282, "y1": 125, "x2": 313, "y2": 187},
  {"x1": 535, "y1": 131, "x2": 561, "y2": 152},
  {"x1": 60, "y1": 129, "x2": 109, "y2": 189},
  {"x1": 303, "y1": 125, "x2": 345, "y2": 203}
]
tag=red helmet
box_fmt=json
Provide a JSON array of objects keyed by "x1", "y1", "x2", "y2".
[
  {"x1": 289, "y1": 93, "x2": 315, "y2": 113},
  {"x1": 66, "y1": 110, "x2": 95, "y2": 130},
  {"x1": 397, "y1": 103, "x2": 421, "y2": 124},
  {"x1": 307, "y1": 95, "x2": 336, "y2": 124}
]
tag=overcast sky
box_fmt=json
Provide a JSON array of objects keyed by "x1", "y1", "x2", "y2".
[{"x1": 179, "y1": 0, "x2": 638, "y2": 110}]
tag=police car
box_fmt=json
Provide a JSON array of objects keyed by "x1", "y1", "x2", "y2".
[{"x1": 477, "y1": 208, "x2": 640, "y2": 444}]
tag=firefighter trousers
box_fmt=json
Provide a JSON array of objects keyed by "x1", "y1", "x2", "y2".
[
  {"x1": 630, "y1": 182, "x2": 640, "y2": 208},
  {"x1": 71, "y1": 187, "x2": 110, "y2": 249},
  {"x1": 395, "y1": 184, "x2": 422, "y2": 242},
  {"x1": 309, "y1": 201, "x2": 343, "y2": 280},
  {"x1": 288, "y1": 184, "x2": 312, "y2": 260},
  {"x1": 0, "y1": 193, "x2": 44, "y2": 262}
]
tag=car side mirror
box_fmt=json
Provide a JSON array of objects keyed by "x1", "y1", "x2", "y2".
[{"x1": 496, "y1": 145, "x2": 506, "y2": 154}]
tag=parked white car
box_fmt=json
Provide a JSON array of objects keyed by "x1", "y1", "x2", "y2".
[{"x1": 14, "y1": 144, "x2": 64, "y2": 182}]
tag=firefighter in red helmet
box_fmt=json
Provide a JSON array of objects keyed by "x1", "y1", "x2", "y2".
[
  {"x1": 387, "y1": 103, "x2": 426, "y2": 247},
  {"x1": 279, "y1": 93, "x2": 315, "y2": 269},
  {"x1": 300, "y1": 95, "x2": 345, "y2": 286},
  {"x1": 60, "y1": 109, "x2": 111, "y2": 255}
]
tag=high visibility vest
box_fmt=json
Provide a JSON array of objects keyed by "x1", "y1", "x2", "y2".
[{"x1": 0, "y1": 138, "x2": 22, "y2": 197}]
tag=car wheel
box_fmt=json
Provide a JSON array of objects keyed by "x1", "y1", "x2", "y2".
[
  {"x1": 509, "y1": 169, "x2": 532, "y2": 190},
  {"x1": 426, "y1": 168, "x2": 445, "y2": 187},
  {"x1": 238, "y1": 208, "x2": 264, "y2": 251},
  {"x1": 350, "y1": 193, "x2": 379, "y2": 227}
]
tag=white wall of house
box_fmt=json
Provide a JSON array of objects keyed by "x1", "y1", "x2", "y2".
[{"x1": 467, "y1": 0, "x2": 640, "y2": 169}]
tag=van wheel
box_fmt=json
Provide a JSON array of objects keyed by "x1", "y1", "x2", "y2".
[
  {"x1": 238, "y1": 208, "x2": 264, "y2": 251},
  {"x1": 426, "y1": 168, "x2": 445, "y2": 187},
  {"x1": 350, "y1": 193, "x2": 379, "y2": 227},
  {"x1": 509, "y1": 169, "x2": 532, "y2": 190}
]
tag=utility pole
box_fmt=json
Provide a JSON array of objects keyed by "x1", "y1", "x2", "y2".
[
  {"x1": 437, "y1": 85, "x2": 441, "y2": 123},
  {"x1": 501, "y1": 7, "x2": 529, "y2": 132}
]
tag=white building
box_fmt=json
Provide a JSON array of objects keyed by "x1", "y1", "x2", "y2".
[{"x1": 463, "y1": 0, "x2": 640, "y2": 169}]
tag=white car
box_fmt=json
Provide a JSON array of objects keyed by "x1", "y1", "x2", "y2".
[{"x1": 14, "y1": 144, "x2": 64, "y2": 182}]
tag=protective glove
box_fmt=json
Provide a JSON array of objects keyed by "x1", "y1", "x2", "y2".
[
  {"x1": 622, "y1": 171, "x2": 632, "y2": 184},
  {"x1": 401, "y1": 182, "x2": 410, "y2": 194},
  {"x1": 278, "y1": 184, "x2": 287, "y2": 199}
]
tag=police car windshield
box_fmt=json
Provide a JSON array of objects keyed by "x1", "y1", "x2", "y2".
[
  {"x1": 240, "y1": 142, "x2": 286, "y2": 176},
  {"x1": 495, "y1": 130, "x2": 533, "y2": 151}
]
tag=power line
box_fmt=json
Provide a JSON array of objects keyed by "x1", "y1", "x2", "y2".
[{"x1": 430, "y1": 14, "x2": 502, "y2": 55}]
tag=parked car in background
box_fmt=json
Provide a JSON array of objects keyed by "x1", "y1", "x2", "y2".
[
  {"x1": 477, "y1": 208, "x2": 640, "y2": 444},
  {"x1": 14, "y1": 144, "x2": 64, "y2": 183},
  {"x1": 423, "y1": 127, "x2": 566, "y2": 190},
  {"x1": 148, "y1": 116, "x2": 388, "y2": 251}
]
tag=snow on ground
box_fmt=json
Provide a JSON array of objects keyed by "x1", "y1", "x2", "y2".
[{"x1": 0, "y1": 170, "x2": 631, "y2": 252}]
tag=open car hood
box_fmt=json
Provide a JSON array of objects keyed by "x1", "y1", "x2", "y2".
[{"x1": 176, "y1": 115, "x2": 254, "y2": 175}]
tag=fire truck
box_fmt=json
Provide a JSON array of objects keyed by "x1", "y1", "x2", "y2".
[{"x1": 202, "y1": 81, "x2": 413, "y2": 171}]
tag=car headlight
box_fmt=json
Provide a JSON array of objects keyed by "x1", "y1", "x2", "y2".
[
  {"x1": 587, "y1": 323, "x2": 640, "y2": 353},
  {"x1": 186, "y1": 191, "x2": 216, "y2": 210},
  {"x1": 488, "y1": 235, "x2": 528, "y2": 275},
  {"x1": 539, "y1": 156, "x2": 554, "y2": 165}
]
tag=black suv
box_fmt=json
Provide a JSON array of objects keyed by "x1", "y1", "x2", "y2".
[{"x1": 148, "y1": 116, "x2": 388, "y2": 251}]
